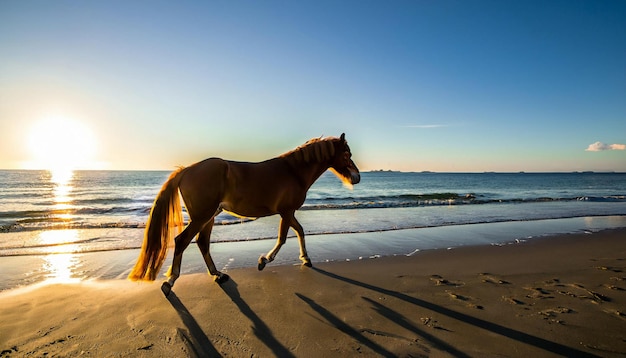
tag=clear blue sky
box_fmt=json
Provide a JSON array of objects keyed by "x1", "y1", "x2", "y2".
[{"x1": 1, "y1": 0, "x2": 625, "y2": 172}]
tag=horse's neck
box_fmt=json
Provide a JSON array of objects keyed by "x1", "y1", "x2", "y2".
[
  {"x1": 309, "y1": 162, "x2": 331, "y2": 185},
  {"x1": 284, "y1": 158, "x2": 330, "y2": 190}
]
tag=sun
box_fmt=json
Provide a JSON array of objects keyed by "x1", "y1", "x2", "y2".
[{"x1": 27, "y1": 116, "x2": 97, "y2": 172}]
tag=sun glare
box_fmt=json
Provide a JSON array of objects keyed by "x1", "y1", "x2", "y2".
[{"x1": 27, "y1": 116, "x2": 97, "y2": 172}]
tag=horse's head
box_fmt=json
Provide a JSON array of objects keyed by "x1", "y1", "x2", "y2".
[{"x1": 329, "y1": 133, "x2": 360, "y2": 188}]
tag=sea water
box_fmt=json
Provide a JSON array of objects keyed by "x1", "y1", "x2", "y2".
[{"x1": 1, "y1": 170, "x2": 626, "y2": 290}]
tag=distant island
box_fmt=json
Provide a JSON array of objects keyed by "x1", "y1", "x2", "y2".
[{"x1": 369, "y1": 169, "x2": 398, "y2": 173}]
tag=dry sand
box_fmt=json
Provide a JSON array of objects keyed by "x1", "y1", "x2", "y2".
[{"x1": 1, "y1": 228, "x2": 625, "y2": 357}]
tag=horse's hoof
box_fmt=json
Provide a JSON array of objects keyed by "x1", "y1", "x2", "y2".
[
  {"x1": 161, "y1": 281, "x2": 172, "y2": 296},
  {"x1": 301, "y1": 257, "x2": 313, "y2": 267},
  {"x1": 215, "y1": 273, "x2": 230, "y2": 284},
  {"x1": 258, "y1": 256, "x2": 268, "y2": 271}
]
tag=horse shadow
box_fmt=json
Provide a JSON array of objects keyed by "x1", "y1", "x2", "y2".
[
  {"x1": 295, "y1": 292, "x2": 396, "y2": 357},
  {"x1": 312, "y1": 267, "x2": 598, "y2": 358},
  {"x1": 219, "y1": 278, "x2": 295, "y2": 358},
  {"x1": 361, "y1": 296, "x2": 471, "y2": 358},
  {"x1": 166, "y1": 292, "x2": 222, "y2": 357}
]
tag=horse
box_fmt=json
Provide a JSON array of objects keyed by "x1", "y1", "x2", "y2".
[{"x1": 128, "y1": 133, "x2": 360, "y2": 295}]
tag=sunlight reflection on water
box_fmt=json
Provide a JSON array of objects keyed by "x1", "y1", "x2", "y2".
[
  {"x1": 43, "y1": 253, "x2": 80, "y2": 283},
  {"x1": 38, "y1": 230, "x2": 82, "y2": 283},
  {"x1": 50, "y1": 169, "x2": 74, "y2": 221}
]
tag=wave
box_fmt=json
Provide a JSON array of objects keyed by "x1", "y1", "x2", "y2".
[
  {"x1": 0, "y1": 236, "x2": 105, "y2": 251},
  {"x1": 302, "y1": 193, "x2": 626, "y2": 210},
  {"x1": 1, "y1": 192, "x2": 625, "y2": 233},
  {"x1": 577, "y1": 195, "x2": 626, "y2": 202},
  {"x1": 0, "y1": 214, "x2": 254, "y2": 233}
]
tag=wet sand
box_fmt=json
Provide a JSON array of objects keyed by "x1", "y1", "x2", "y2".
[{"x1": 1, "y1": 228, "x2": 625, "y2": 357}]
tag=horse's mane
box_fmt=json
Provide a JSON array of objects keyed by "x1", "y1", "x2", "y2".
[{"x1": 280, "y1": 136, "x2": 337, "y2": 165}]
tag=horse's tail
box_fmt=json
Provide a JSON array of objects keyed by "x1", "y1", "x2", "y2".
[{"x1": 128, "y1": 168, "x2": 185, "y2": 281}]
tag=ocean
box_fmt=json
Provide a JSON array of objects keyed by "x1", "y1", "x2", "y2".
[{"x1": 1, "y1": 170, "x2": 626, "y2": 290}]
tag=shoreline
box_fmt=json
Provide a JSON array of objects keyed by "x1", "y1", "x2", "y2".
[
  {"x1": 1, "y1": 227, "x2": 625, "y2": 356},
  {"x1": 1, "y1": 215, "x2": 626, "y2": 292}
]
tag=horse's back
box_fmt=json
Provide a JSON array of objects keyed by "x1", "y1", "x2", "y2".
[
  {"x1": 177, "y1": 158, "x2": 229, "y2": 218},
  {"x1": 178, "y1": 157, "x2": 307, "y2": 218},
  {"x1": 181, "y1": 157, "x2": 230, "y2": 185}
]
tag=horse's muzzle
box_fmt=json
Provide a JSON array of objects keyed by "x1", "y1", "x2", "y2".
[{"x1": 350, "y1": 170, "x2": 361, "y2": 185}]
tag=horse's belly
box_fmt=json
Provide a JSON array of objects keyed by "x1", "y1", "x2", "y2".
[
  {"x1": 220, "y1": 202, "x2": 274, "y2": 219},
  {"x1": 223, "y1": 210, "x2": 257, "y2": 220}
]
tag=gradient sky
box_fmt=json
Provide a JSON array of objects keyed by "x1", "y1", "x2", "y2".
[{"x1": 1, "y1": 0, "x2": 625, "y2": 172}]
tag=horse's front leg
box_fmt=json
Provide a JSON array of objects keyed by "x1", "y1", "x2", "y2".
[
  {"x1": 258, "y1": 212, "x2": 311, "y2": 271},
  {"x1": 161, "y1": 222, "x2": 201, "y2": 296},
  {"x1": 197, "y1": 219, "x2": 229, "y2": 284},
  {"x1": 258, "y1": 215, "x2": 290, "y2": 271}
]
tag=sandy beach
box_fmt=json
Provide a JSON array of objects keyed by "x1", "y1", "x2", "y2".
[{"x1": 1, "y1": 228, "x2": 625, "y2": 357}]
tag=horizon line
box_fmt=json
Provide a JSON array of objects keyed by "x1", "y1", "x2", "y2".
[{"x1": 1, "y1": 168, "x2": 624, "y2": 174}]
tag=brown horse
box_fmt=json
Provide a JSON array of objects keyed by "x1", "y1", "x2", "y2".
[{"x1": 128, "y1": 133, "x2": 360, "y2": 295}]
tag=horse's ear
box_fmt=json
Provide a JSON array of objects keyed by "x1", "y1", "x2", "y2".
[{"x1": 340, "y1": 133, "x2": 345, "y2": 142}]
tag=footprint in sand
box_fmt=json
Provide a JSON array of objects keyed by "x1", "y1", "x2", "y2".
[
  {"x1": 479, "y1": 273, "x2": 511, "y2": 285},
  {"x1": 502, "y1": 296, "x2": 525, "y2": 305},
  {"x1": 420, "y1": 317, "x2": 450, "y2": 331},
  {"x1": 445, "y1": 291, "x2": 470, "y2": 301},
  {"x1": 595, "y1": 265, "x2": 624, "y2": 273},
  {"x1": 537, "y1": 307, "x2": 574, "y2": 325},
  {"x1": 429, "y1": 274, "x2": 464, "y2": 287},
  {"x1": 603, "y1": 309, "x2": 626, "y2": 319},
  {"x1": 540, "y1": 278, "x2": 612, "y2": 303},
  {"x1": 605, "y1": 277, "x2": 626, "y2": 292},
  {"x1": 603, "y1": 283, "x2": 625, "y2": 291},
  {"x1": 544, "y1": 278, "x2": 563, "y2": 286},
  {"x1": 1, "y1": 346, "x2": 19, "y2": 356},
  {"x1": 444, "y1": 290, "x2": 484, "y2": 310},
  {"x1": 556, "y1": 283, "x2": 611, "y2": 303},
  {"x1": 524, "y1": 286, "x2": 555, "y2": 300}
]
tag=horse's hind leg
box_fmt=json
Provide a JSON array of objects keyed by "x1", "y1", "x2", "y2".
[
  {"x1": 161, "y1": 221, "x2": 203, "y2": 295},
  {"x1": 291, "y1": 217, "x2": 312, "y2": 267},
  {"x1": 197, "y1": 218, "x2": 229, "y2": 284}
]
